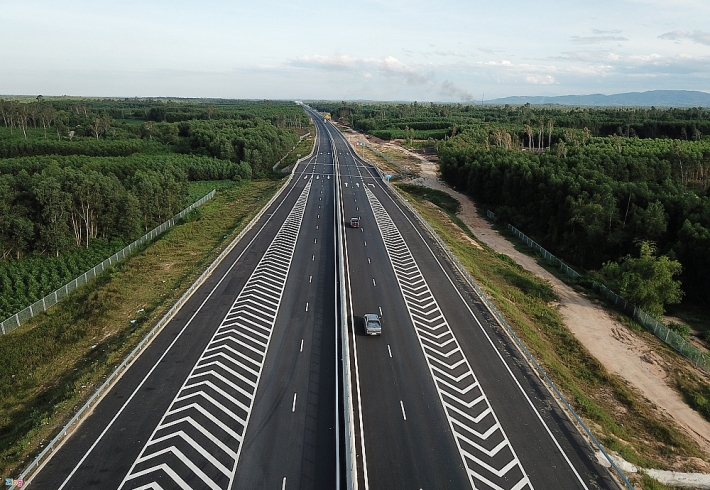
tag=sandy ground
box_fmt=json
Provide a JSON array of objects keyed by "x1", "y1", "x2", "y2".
[{"x1": 339, "y1": 126, "x2": 710, "y2": 456}]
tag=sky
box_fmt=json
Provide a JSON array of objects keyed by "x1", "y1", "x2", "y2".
[{"x1": 1, "y1": 0, "x2": 709, "y2": 101}]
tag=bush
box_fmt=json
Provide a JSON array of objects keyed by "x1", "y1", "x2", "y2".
[{"x1": 667, "y1": 321, "x2": 691, "y2": 338}]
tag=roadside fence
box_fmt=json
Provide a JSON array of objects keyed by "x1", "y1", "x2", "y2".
[
  {"x1": 273, "y1": 131, "x2": 311, "y2": 172},
  {"x1": 0, "y1": 190, "x2": 215, "y2": 336},
  {"x1": 488, "y1": 210, "x2": 710, "y2": 372}
]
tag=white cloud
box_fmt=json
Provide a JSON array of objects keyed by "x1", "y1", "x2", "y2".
[
  {"x1": 526, "y1": 75, "x2": 555, "y2": 85},
  {"x1": 289, "y1": 54, "x2": 474, "y2": 100},
  {"x1": 659, "y1": 30, "x2": 710, "y2": 46},
  {"x1": 292, "y1": 54, "x2": 358, "y2": 70}
]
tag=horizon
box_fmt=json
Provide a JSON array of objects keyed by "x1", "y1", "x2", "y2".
[{"x1": 2, "y1": 89, "x2": 710, "y2": 106}]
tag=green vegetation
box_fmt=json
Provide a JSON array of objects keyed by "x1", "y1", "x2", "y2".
[
  {"x1": 395, "y1": 184, "x2": 460, "y2": 214},
  {"x1": 0, "y1": 98, "x2": 310, "y2": 321},
  {"x1": 600, "y1": 241, "x2": 683, "y2": 317},
  {"x1": 397, "y1": 183, "x2": 703, "y2": 477},
  {"x1": 311, "y1": 101, "x2": 710, "y2": 308},
  {"x1": 275, "y1": 128, "x2": 316, "y2": 171},
  {"x1": 0, "y1": 178, "x2": 282, "y2": 477}
]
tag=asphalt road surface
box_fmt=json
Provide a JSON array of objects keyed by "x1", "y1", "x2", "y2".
[
  {"x1": 327, "y1": 115, "x2": 618, "y2": 490},
  {"x1": 30, "y1": 113, "x2": 339, "y2": 490},
  {"x1": 27, "y1": 106, "x2": 619, "y2": 490}
]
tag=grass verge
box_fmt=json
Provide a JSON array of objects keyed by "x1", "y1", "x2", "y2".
[
  {"x1": 396, "y1": 184, "x2": 707, "y2": 484},
  {"x1": 0, "y1": 178, "x2": 282, "y2": 477}
]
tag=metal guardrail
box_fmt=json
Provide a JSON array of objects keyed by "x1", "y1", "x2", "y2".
[
  {"x1": 0, "y1": 191, "x2": 216, "y2": 336},
  {"x1": 489, "y1": 210, "x2": 710, "y2": 372}
]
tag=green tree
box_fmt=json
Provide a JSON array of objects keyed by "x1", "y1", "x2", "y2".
[
  {"x1": 601, "y1": 241, "x2": 683, "y2": 318},
  {"x1": 34, "y1": 175, "x2": 72, "y2": 256}
]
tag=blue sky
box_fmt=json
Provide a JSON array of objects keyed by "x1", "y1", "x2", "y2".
[{"x1": 1, "y1": 0, "x2": 709, "y2": 101}]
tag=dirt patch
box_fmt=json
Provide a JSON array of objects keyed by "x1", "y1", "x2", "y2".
[{"x1": 342, "y1": 125, "x2": 710, "y2": 456}]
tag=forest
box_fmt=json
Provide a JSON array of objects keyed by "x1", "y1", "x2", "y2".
[
  {"x1": 0, "y1": 97, "x2": 308, "y2": 319},
  {"x1": 312, "y1": 101, "x2": 710, "y2": 305}
]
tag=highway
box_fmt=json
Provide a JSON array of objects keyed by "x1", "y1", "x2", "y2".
[
  {"x1": 26, "y1": 106, "x2": 618, "y2": 490},
  {"x1": 324, "y1": 114, "x2": 618, "y2": 490},
  {"x1": 30, "y1": 113, "x2": 340, "y2": 490}
]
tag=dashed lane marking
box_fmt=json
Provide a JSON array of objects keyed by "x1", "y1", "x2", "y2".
[
  {"x1": 118, "y1": 180, "x2": 313, "y2": 490},
  {"x1": 365, "y1": 187, "x2": 532, "y2": 490}
]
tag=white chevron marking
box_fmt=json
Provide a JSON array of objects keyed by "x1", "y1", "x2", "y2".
[{"x1": 133, "y1": 446, "x2": 221, "y2": 490}]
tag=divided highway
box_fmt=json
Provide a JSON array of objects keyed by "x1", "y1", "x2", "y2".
[{"x1": 26, "y1": 106, "x2": 618, "y2": 489}]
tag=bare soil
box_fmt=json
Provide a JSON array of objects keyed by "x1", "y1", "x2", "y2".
[{"x1": 338, "y1": 124, "x2": 710, "y2": 456}]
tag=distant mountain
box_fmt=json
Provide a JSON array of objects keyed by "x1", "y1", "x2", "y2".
[{"x1": 486, "y1": 90, "x2": 710, "y2": 108}]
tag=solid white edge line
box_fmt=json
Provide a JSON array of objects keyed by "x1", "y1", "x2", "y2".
[
  {"x1": 356, "y1": 135, "x2": 589, "y2": 489},
  {"x1": 118, "y1": 179, "x2": 314, "y2": 490},
  {"x1": 53, "y1": 124, "x2": 320, "y2": 490}
]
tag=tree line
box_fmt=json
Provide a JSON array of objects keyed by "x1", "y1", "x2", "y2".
[
  {"x1": 0, "y1": 98, "x2": 311, "y2": 321},
  {"x1": 309, "y1": 100, "x2": 710, "y2": 309},
  {"x1": 438, "y1": 136, "x2": 710, "y2": 304},
  {"x1": 0, "y1": 162, "x2": 189, "y2": 259}
]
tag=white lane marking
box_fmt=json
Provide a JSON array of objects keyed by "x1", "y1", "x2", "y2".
[
  {"x1": 309, "y1": 275, "x2": 312, "y2": 283},
  {"x1": 372, "y1": 278, "x2": 376, "y2": 287},
  {"x1": 300, "y1": 339, "x2": 304, "y2": 352},
  {"x1": 368, "y1": 257, "x2": 371, "y2": 264},
  {"x1": 317, "y1": 214, "x2": 320, "y2": 219},
  {"x1": 57, "y1": 165, "x2": 316, "y2": 490},
  {"x1": 312, "y1": 255, "x2": 315, "y2": 261},
  {"x1": 357, "y1": 207, "x2": 359, "y2": 211},
  {"x1": 365, "y1": 187, "x2": 531, "y2": 489},
  {"x1": 376, "y1": 165, "x2": 588, "y2": 487},
  {"x1": 292, "y1": 393, "x2": 297, "y2": 412},
  {"x1": 388, "y1": 345, "x2": 392, "y2": 358},
  {"x1": 379, "y1": 306, "x2": 382, "y2": 316},
  {"x1": 117, "y1": 180, "x2": 314, "y2": 490},
  {"x1": 283, "y1": 477, "x2": 287, "y2": 490},
  {"x1": 314, "y1": 238, "x2": 317, "y2": 244},
  {"x1": 364, "y1": 241, "x2": 367, "y2": 247},
  {"x1": 400, "y1": 401, "x2": 407, "y2": 421},
  {"x1": 316, "y1": 225, "x2": 319, "y2": 230},
  {"x1": 306, "y1": 302, "x2": 309, "y2": 312}
]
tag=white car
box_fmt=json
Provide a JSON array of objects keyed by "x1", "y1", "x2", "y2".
[{"x1": 364, "y1": 314, "x2": 382, "y2": 336}]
